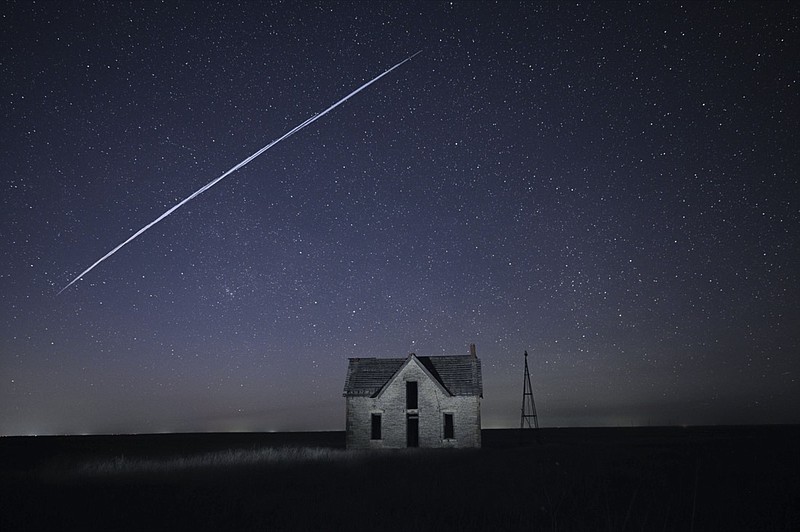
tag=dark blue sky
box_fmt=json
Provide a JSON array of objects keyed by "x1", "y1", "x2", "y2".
[{"x1": 2, "y1": 1, "x2": 798, "y2": 435}]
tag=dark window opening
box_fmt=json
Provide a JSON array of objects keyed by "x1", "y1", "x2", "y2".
[
  {"x1": 371, "y1": 414, "x2": 382, "y2": 440},
  {"x1": 444, "y1": 413, "x2": 454, "y2": 439},
  {"x1": 406, "y1": 381, "x2": 418, "y2": 409}
]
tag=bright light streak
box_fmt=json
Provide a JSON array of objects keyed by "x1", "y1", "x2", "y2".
[{"x1": 58, "y1": 51, "x2": 422, "y2": 295}]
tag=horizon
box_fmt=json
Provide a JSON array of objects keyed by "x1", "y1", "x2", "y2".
[{"x1": 7, "y1": 422, "x2": 799, "y2": 439}]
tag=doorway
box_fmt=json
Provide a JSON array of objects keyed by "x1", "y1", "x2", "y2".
[{"x1": 406, "y1": 415, "x2": 419, "y2": 447}]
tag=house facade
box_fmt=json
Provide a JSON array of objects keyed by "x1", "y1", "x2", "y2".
[{"x1": 343, "y1": 345, "x2": 483, "y2": 449}]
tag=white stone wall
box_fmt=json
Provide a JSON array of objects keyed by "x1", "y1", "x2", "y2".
[{"x1": 345, "y1": 359, "x2": 481, "y2": 449}]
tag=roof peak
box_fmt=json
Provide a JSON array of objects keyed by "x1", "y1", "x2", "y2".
[{"x1": 349, "y1": 353, "x2": 478, "y2": 361}]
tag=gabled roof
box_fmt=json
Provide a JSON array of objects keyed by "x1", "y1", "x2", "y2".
[
  {"x1": 343, "y1": 354, "x2": 483, "y2": 398},
  {"x1": 374, "y1": 354, "x2": 452, "y2": 399}
]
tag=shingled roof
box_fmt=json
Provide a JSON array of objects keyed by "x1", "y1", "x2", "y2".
[{"x1": 343, "y1": 354, "x2": 482, "y2": 397}]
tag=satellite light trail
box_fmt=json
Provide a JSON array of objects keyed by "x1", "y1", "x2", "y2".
[{"x1": 58, "y1": 51, "x2": 422, "y2": 295}]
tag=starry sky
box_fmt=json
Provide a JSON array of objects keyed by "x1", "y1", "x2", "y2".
[{"x1": 2, "y1": 1, "x2": 798, "y2": 435}]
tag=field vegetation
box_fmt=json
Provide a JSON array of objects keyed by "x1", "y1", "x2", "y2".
[{"x1": 1, "y1": 426, "x2": 797, "y2": 531}]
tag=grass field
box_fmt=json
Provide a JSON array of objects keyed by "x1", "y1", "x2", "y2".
[{"x1": 1, "y1": 426, "x2": 798, "y2": 531}]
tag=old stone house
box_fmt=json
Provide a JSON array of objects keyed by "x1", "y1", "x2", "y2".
[{"x1": 343, "y1": 345, "x2": 483, "y2": 449}]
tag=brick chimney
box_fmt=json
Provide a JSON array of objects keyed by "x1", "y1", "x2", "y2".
[{"x1": 469, "y1": 343, "x2": 477, "y2": 358}]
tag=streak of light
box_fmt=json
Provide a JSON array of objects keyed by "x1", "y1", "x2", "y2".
[{"x1": 58, "y1": 51, "x2": 422, "y2": 295}]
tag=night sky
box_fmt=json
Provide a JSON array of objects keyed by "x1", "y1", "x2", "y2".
[{"x1": 2, "y1": 1, "x2": 798, "y2": 435}]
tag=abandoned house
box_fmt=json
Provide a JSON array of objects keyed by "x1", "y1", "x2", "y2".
[{"x1": 343, "y1": 344, "x2": 483, "y2": 449}]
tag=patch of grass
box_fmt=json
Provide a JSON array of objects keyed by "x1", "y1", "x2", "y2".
[{"x1": 73, "y1": 446, "x2": 359, "y2": 478}]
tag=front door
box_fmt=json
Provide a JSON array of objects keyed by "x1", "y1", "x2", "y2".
[{"x1": 407, "y1": 415, "x2": 419, "y2": 447}]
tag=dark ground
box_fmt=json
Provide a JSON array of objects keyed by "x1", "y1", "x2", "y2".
[{"x1": 1, "y1": 426, "x2": 798, "y2": 531}]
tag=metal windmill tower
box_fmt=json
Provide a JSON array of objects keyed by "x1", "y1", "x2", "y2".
[{"x1": 520, "y1": 350, "x2": 539, "y2": 429}]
